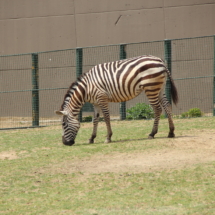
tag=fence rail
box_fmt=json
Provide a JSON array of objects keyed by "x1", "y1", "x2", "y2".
[{"x1": 0, "y1": 35, "x2": 215, "y2": 129}]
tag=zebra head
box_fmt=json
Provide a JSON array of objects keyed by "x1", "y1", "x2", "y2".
[{"x1": 55, "y1": 110, "x2": 80, "y2": 146}]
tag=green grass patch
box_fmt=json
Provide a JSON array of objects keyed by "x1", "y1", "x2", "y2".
[{"x1": 1, "y1": 117, "x2": 215, "y2": 214}]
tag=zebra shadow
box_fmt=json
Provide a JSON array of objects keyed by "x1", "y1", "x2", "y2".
[
  {"x1": 73, "y1": 135, "x2": 196, "y2": 146},
  {"x1": 110, "y1": 135, "x2": 196, "y2": 143}
]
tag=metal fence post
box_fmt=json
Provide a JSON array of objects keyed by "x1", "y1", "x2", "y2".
[
  {"x1": 76, "y1": 48, "x2": 83, "y2": 122},
  {"x1": 32, "y1": 53, "x2": 39, "y2": 127},
  {"x1": 119, "y1": 44, "x2": 126, "y2": 120},
  {"x1": 213, "y1": 36, "x2": 215, "y2": 116},
  {"x1": 164, "y1": 39, "x2": 172, "y2": 105}
]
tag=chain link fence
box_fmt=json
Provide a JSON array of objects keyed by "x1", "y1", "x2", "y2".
[{"x1": 0, "y1": 35, "x2": 215, "y2": 129}]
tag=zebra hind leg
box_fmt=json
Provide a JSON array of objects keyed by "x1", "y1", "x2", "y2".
[
  {"x1": 148, "y1": 101, "x2": 162, "y2": 139},
  {"x1": 160, "y1": 95, "x2": 175, "y2": 138},
  {"x1": 89, "y1": 105, "x2": 101, "y2": 143}
]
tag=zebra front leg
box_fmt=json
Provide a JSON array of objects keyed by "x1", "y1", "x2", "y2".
[
  {"x1": 89, "y1": 105, "x2": 101, "y2": 143},
  {"x1": 100, "y1": 103, "x2": 112, "y2": 143},
  {"x1": 160, "y1": 96, "x2": 175, "y2": 138}
]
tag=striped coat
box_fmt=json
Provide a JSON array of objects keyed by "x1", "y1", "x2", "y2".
[{"x1": 56, "y1": 55, "x2": 178, "y2": 146}]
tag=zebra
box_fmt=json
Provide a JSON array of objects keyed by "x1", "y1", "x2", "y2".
[{"x1": 55, "y1": 55, "x2": 178, "y2": 146}]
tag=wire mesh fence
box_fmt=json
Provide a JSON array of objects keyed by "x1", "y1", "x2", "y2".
[{"x1": 0, "y1": 35, "x2": 215, "y2": 129}]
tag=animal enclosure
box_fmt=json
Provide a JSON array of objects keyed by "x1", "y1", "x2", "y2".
[{"x1": 0, "y1": 35, "x2": 215, "y2": 129}]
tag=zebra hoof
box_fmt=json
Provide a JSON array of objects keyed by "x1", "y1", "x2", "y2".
[
  {"x1": 88, "y1": 139, "x2": 94, "y2": 144},
  {"x1": 168, "y1": 133, "x2": 175, "y2": 138},
  {"x1": 148, "y1": 135, "x2": 154, "y2": 139},
  {"x1": 104, "y1": 139, "x2": 111, "y2": 143}
]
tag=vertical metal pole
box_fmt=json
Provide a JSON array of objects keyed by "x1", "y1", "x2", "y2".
[
  {"x1": 119, "y1": 44, "x2": 126, "y2": 120},
  {"x1": 164, "y1": 39, "x2": 172, "y2": 105},
  {"x1": 213, "y1": 36, "x2": 215, "y2": 116},
  {"x1": 76, "y1": 48, "x2": 83, "y2": 122},
  {"x1": 32, "y1": 53, "x2": 39, "y2": 127}
]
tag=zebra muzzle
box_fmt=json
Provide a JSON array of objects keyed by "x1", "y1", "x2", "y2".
[{"x1": 62, "y1": 136, "x2": 75, "y2": 146}]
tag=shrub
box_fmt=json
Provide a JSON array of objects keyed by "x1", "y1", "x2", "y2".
[
  {"x1": 126, "y1": 103, "x2": 154, "y2": 120},
  {"x1": 82, "y1": 116, "x2": 93, "y2": 122},
  {"x1": 181, "y1": 112, "x2": 189, "y2": 118},
  {"x1": 82, "y1": 116, "x2": 104, "y2": 122},
  {"x1": 160, "y1": 114, "x2": 166, "y2": 119},
  {"x1": 181, "y1": 108, "x2": 202, "y2": 118},
  {"x1": 188, "y1": 108, "x2": 202, "y2": 117}
]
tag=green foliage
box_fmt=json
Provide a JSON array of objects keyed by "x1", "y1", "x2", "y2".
[
  {"x1": 160, "y1": 114, "x2": 165, "y2": 119},
  {"x1": 126, "y1": 103, "x2": 154, "y2": 120},
  {"x1": 82, "y1": 116, "x2": 104, "y2": 122},
  {"x1": 181, "y1": 112, "x2": 189, "y2": 118},
  {"x1": 181, "y1": 108, "x2": 203, "y2": 118},
  {"x1": 188, "y1": 108, "x2": 202, "y2": 117},
  {"x1": 82, "y1": 116, "x2": 93, "y2": 122}
]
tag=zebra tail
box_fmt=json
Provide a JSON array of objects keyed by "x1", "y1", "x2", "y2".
[{"x1": 166, "y1": 69, "x2": 179, "y2": 105}]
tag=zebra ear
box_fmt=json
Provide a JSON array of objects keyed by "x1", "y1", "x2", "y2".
[{"x1": 55, "y1": 110, "x2": 68, "y2": 116}]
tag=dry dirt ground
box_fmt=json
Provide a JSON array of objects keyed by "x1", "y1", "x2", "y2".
[
  {"x1": 1, "y1": 129, "x2": 215, "y2": 174},
  {"x1": 55, "y1": 130, "x2": 215, "y2": 174}
]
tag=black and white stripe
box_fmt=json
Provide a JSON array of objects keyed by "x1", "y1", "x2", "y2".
[{"x1": 56, "y1": 55, "x2": 178, "y2": 146}]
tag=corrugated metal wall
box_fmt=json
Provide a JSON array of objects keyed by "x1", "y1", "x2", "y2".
[{"x1": 1, "y1": 0, "x2": 215, "y2": 55}]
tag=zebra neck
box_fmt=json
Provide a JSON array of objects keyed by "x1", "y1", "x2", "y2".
[{"x1": 62, "y1": 81, "x2": 86, "y2": 117}]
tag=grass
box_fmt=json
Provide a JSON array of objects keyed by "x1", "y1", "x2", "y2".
[{"x1": 0, "y1": 117, "x2": 215, "y2": 214}]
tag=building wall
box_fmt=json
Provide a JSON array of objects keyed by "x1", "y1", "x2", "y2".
[
  {"x1": 1, "y1": 0, "x2": 215, "y2": 126},
  {"x1": 0, "y1": 0, "x2": 215, "y2": 55}
]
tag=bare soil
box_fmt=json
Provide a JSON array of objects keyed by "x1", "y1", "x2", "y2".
[
  {"x1": 0, "y1": 151, "x2": 18, "y2": 160},
  {"x1": 46, "y1": 129, "x2": 215, "y2": 174}
]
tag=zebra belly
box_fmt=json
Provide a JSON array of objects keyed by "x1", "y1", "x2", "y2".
[{"x1": 108, "y1": 88, "x2": 143, "y2": 103}]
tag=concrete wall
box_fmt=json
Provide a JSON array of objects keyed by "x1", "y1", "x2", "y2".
[
  {"x1": 1, "y1": 0, "x2": 215, "y2": 128},
  {"x1": 0, "y1": 0, "x2": 215, "y2": 55}
]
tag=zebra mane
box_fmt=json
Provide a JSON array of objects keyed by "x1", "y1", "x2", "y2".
[{"x1": 60, "y1": 73, "x2": 87, "y2": 111}]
